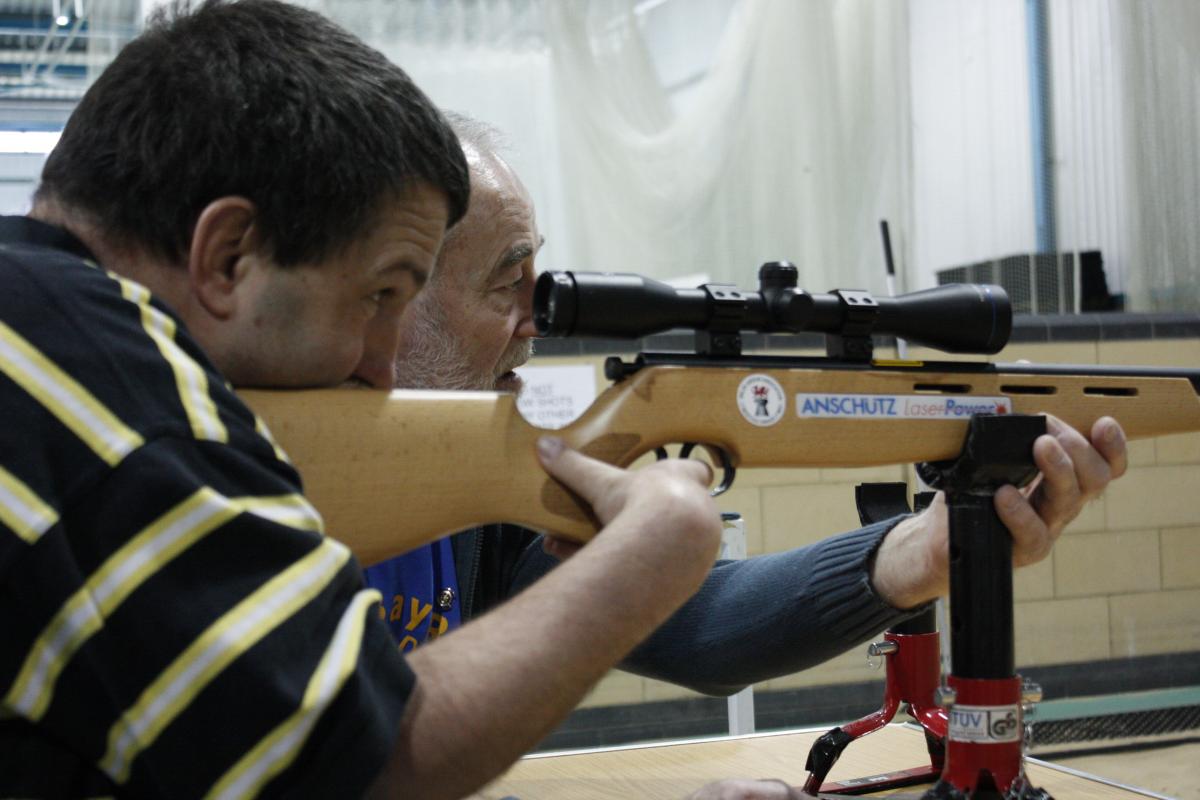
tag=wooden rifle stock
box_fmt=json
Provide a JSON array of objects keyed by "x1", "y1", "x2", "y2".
[{"x1": 242, "y1": 358, "x2": 1200, "y2": 567}]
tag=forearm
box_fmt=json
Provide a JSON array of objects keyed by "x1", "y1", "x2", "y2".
[
  {"x1": 868, "y1": 505, "x2": 949, "y2": 609},
  {"x1": 620, "y1": 519, "x2": 922, "y2": 695},
  {"x1": 370, "y1": 517, "x2": 711, "y2": 799}
]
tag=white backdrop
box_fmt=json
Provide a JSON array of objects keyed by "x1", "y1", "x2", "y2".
[
  {"x1": 1111, "y1": 0, "x2": 1200, "y2": 311},
  {"x1": 309, "y1": 0, "x2": 912, "y2": 296},
  {"x1": 908, "y1": 0, "x2": 1036, "y2": 286},
  {"x1": 545, "y1": 0, "x2": 911, "y2": 293}
]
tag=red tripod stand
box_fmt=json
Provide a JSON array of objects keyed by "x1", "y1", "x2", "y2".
[
  {"x1": 803, "y1": 617, "x2": 947, "y2": 794},
  {"x1": 804, "y1": 416, "x2": 1053, "y2": 798}
]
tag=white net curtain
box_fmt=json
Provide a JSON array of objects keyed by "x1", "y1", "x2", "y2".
[
  {"x1": 299, "y1": 0, "x2": 1198, "y2": 310},
  {"x1": 544, "y1": 0, "x2": 911, "y2": 293},
  {"x1": 1045, "y1": 0, "x2": 1200, "y2": 312},
  {"x1": 1111, "y1": 0, "x2": 1200, "y2": 311},
  {"x1": 305, "y1": 0, "x2": 911, "y2": 295}
]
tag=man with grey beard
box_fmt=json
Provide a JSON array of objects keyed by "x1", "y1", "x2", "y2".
[
  {"x1": 391, "y1": 117, "x2": 538, "y2": 397},
  {"x1": 366, "y1": 118, "x2": 1125, "y2": 798}
]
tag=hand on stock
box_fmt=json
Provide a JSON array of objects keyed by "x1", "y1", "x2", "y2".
[{"x1": 535, "y1": 434, "x2": 724, "y2": 604}]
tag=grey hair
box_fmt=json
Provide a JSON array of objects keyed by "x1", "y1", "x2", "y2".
[{"x1": 443, "y1": 110, "x2": 510, "y2": 157}]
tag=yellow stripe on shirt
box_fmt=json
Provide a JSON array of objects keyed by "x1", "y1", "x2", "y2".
[
  {"x1": 100, "y1": 537, "x2": 351, "y2": 784},
  {"x1": 0, "y1": 465, "x2": 58, "y2": 544},
  {"x1": 115, "y1": 277, "x2": 228, "y2": 443},
  {"x1": 4, "y1": 491, "x2": 326, "y2": 723},
  {"x1": 0, "y1": 320, "x2": 143, "y2": 465},
  {"x1": 203, "y1": 589, "x2": 381, "y2": 800},
  {"x1": 238, "y1": 494, "x2": 324, "y2": 534},
  {"x1": 4, "y1": 488, "x2": 239, "y2": 721},
  {"x1": 253, "y1": 414, "x2": 293, "y2": 465}
]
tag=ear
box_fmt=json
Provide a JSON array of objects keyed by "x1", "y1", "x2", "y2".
[{"x1": 187, "y1": 197, "x2": 263, "y2": 320}]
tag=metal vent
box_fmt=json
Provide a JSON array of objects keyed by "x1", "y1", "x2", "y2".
[{"x1": 936, "y1": 252, "x2": 1084, "y2": 315}]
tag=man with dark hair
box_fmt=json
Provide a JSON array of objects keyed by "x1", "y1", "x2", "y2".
[{"x1": 0, "y1": 3, "x2": 722, "y2": 798}]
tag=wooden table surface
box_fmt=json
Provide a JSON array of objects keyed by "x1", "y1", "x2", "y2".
[{"x1": 472, "y1": 725, "x2": 1158, "y2": 799}]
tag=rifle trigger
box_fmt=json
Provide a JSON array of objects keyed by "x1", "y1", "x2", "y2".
[{"x1": 676, "y1": 443, "x2": 736, "y2": 496}]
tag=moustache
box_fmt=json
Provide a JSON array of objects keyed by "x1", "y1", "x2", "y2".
[{"x1": 495, "y1": 339, "x2": 535, "y2": 377}]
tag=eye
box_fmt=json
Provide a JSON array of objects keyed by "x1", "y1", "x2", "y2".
[
  {"x1": 365, "y1": 287, "x2": 397, "y2": 311},
  {"x1": 494, "y1": 274, "x2": 524, "y2": 293}
]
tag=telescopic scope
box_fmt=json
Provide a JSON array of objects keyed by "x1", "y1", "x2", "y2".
[{"x1": 533, "y1": 262, "x2": 1011, "y2": 356}]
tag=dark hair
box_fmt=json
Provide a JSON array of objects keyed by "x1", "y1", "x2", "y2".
[{"x1": 37, "y1": 0, "x2": 469, "y2": 266}]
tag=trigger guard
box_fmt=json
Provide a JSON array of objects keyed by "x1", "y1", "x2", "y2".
[{"x1": 678, "y1": 442, "x2": 736, "y2": 497}]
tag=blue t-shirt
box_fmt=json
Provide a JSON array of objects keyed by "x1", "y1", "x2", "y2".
[{"x1": 363, "y1": 538, "x2": 462, "y2": 652}]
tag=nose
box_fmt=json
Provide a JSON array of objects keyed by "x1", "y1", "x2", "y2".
[
  {"x1": 351, "y1": 313, "x2": 402, "y2": 389},
  {"x1": 351, "y1": 352, "x2": 395, "y2": 389}
]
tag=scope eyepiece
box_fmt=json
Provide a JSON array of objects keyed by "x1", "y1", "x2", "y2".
[
  {"x1": 533, "y1": 271, "x2": 577, "y2": 337},
  {"x1": 534, "y1": 271, "x2": 712, "y2": 339}
]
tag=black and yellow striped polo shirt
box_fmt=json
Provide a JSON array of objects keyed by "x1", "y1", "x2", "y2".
[{"x1": 0, "y1": 217, "x2": 413, "y2": 798}]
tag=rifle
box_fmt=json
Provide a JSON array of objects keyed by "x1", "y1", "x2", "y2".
[{"x1": 242, "y1": 262, "x2": 1200, "y2": 567}]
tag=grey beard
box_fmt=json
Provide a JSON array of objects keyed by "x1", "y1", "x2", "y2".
[
  {"x1": 393, "y1": 301, "x2": 533, "y2": 392},
  {"x1": 495, "y1": 337, "x2": 534, "y2": 380}
]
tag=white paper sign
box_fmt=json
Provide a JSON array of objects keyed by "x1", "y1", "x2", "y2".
[{"x1": 514, "y1": 365, "x2": 597, "y2": 429}]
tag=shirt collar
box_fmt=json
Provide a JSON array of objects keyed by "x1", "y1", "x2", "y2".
[{"x1": 0, "y1": 215, "x2": 98, "y2": 262}]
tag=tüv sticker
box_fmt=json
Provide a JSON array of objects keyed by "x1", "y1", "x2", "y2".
[
  {"x1": 949, "y1": 704, "x2": 1021, "y2": 743},
  {"x1": 795, "y1": 393, "x2": 1011, "y2": 419},
  {"x1": 737, "y1": 375, "x2": 786, "y2": 426}
]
